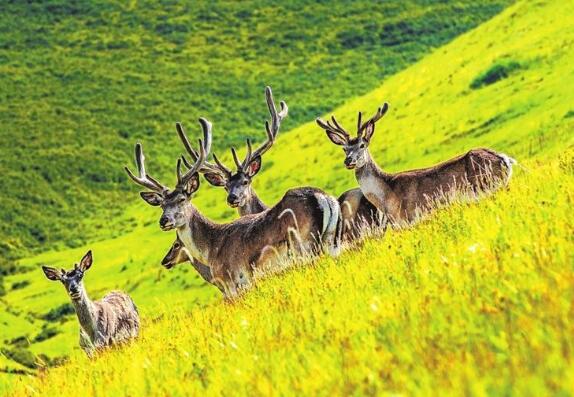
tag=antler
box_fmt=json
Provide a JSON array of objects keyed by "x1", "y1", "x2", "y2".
[
  {"x1": 357, "y1": 103, "x2": 389, "y2": 137},
  {"x1": 176, "y1": 118, "x2": 212, "y2": 186},
  {"x1": 125, "y1": 143, "x2": 168, "y2": 193},
  {"x1": 316, "y1": 115, "x2": 351, "y2": 142},
  {"x1": 177, "y1": 122, "x2": 231, "y2": 178},
  {"x1": 233, "y1": 86, "x2": 288, "y2": 173}
]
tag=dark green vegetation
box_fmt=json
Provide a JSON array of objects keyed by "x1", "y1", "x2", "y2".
[
  {"x1": 470, "y1": 59, "x2": 524, "y2": 89},
  {"x1": 0, "y1": 0, "x2": 511, "y2": 273}
]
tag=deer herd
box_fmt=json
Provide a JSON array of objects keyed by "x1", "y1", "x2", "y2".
[{"x1": 42, "y1": 86, "x2": 516, "y2": 356}]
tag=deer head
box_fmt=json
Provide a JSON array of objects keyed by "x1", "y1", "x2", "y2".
[
  {"x1": 42, "y1": 251, "x2": 93, "y2": 301},
  {"x1": 316, "y1": 103, "x2": 389, "y2": 169},
  {"x1": 125, "y1": 118, "x2": 211, "y2": 231},
  {"x1": 161, "y1": 237, "x2": 190, "y2": 269},
  {"x1": 184, "y1": 86, "x2": 288, "y2": 208}
]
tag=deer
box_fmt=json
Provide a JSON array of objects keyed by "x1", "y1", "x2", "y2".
[
  {"x1": 162, "y1": 86, "x2": 343, "y2": 274},
  {"x1": 337, "y1": 187, "x2": 386, "y2": 242},
  {"x1": 41, "y1": 251, "x2": 139, "y2": 357},
  {"x1": 125, "y1": 117, "x2": 341, "y2": 299},
  {"x1": 317, "y1": 103, "x2": 516, "y2": 227},
  {"x1": 161, "y1": 236, "x2": 223, "y2": 293},
  {"x1": 191, "y1": 86, "x2": 384, "y2": 243}
]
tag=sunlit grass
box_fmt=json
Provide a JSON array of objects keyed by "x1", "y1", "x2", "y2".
[
  {"x1": 6, "y1": 157, "x2": 573, "y2": 396},
  {"x1": 1, "y1": 0, "x2": 574, "y2": 394}
]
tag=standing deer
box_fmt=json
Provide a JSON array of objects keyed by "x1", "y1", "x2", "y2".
[
  {"x1": 125, "y1": 118, "x2": 341, "y2": 298},
  {"x1": 41, "y1": 251, "x2": 139, "y2": 357},
  {"x1": 193, "y1": 86, "x2": 288, "y2": 216},
  {"x1": 317, "y1": 103, "x2": 516, "y2": 227},
  {"x1": 164, "y1": 86, "x2": 342, "y2": 271}
]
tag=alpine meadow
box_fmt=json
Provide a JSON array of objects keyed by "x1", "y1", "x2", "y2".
[{"x1": 1, "y1": 0, "x2": 573, "y2": 395}]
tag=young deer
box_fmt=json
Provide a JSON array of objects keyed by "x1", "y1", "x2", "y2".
[
  {"x1": 161, "y1": 236, "x2": 223, "y2": 293},
  {"x1": 41, "y1": 251, "x2": 139, "y2": 357},
  {"x1": 317, "y1": 103, "x2": 516, "y2": 227},
  {"x1": 125, "y1": 118, "x2": 341, "y2": 298}
]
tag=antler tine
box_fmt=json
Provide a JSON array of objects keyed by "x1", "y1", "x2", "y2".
[
  {"x1": 238, "y1": 138, "x2": 254, "y2": 171},
  {"x1": 124, "y1": 143, "x2": 167, "y2": 193},
  {"x1": 241, "y1": 86, "x2": 288, "y2": 171},
  {"x1": 230, "y1": 147, "x2": 242, "y2": 169},
  {"x1": 212, "y1": 153, "x2": 233, "y2": 177},
  {"x1": 176, "y1": 158, "x2": 183, "y2": 186},
  {"x1": 176, "y1": 118, "x2": 211, "y2": 185},
  {"x1": 358, "y1": 102, "x2": 390, "y2": 135},
  {"x1": 357, "y1": 111, "x2": 362, "y2": 133},
  {"x1": 330, "y1": 115, "x2": 350, "y2": 138}
]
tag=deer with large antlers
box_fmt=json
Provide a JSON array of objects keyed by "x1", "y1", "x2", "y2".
[
  {"x1": 317, "y1": 103, "x2": 516, "y2": 227},
  {"x1": 163, "y1": 87, "x2": 343, "y2": 268},
  {"x1": 126, "y1": 117, "x2": 341, "y2": 298},
  {"x1": 190, "y1": 86, "x2": 288, "y2": 216}
]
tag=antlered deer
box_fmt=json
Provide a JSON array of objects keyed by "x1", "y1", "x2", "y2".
[
  {"x1": 317, "y1": 103, "x2": 516, "y2": 227},
  {"x1": 126, "y1": 118, "x2": 341, "y2": 298},
  {"x1": 187, "y1": 86, "x2": 383, "y2": 243},
  {"x1": 42, "y1": 251, "x2": 139, "y2": 357},
  {"x1": 166, "y1": 86, "x2": 343, "y2": 269}
]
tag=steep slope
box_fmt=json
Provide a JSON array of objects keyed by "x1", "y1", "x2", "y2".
[
  {"x1": 2, "y1": 0, "x2": 573, "y2": 393},
  {"x1": 0, "y1": 0, "x2": 510, "y2": 264}
]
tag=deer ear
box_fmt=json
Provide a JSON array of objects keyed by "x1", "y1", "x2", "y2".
[
  {"x1": 246, "y1": 156, "x2": 261, "y2": 177},
  {"x1": 42, "y1": 266, "x2": 62, "y2": 281},
  {"x1": 203, "y1": 172, "x2": 226, "y2": 187},
  {"x1": 79, "y1": 250, "x2": 93, "y2": 272},
  {"x1": 140, "y1": 192, "x2": 163, "y2": 206},
  {"x1": 183, "y1": 173, "x2": 200, "y2": 196},
  {"x1": 363, "y1": 121, "x2": 376, "y2": 142},
  {"x1": 326, "y1": 131, "x2": 347, "y2": 146}
]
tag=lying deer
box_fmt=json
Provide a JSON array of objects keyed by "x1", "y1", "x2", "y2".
[
  {"x1": 338, "y1": 188, "x2": 386, "y2": 242},
  {"x1": 317, "y1": 103, "x2": 516, "y2": 227},
  {"x1": 42, "y1": 251, "x2": 139, "y2": 357},
  {"x1": 126, "y1": 118, "x2": 341, "y2": 298}
]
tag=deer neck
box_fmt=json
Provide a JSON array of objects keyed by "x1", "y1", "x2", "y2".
[
  {"x1": 239, "y1": 187, "x2": 267, "y2": 216},
  {"x1": 355, "y1": 150, "x2": 393, "y2": 204},
  {"x1": 177, "y1": 204, "x2": 217, "y2": 266},
  {"x1": 71, "y1": 288, "x2": 98, "y2": 340}
]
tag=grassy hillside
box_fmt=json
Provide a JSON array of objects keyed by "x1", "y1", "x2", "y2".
[
  {"x1": 2, "y1": 0, "x2": 573, "y2": 394},
  {"x1": 0, "y1": 0, "x2": 510, "y2": 266},
  {"x1": 5, "y1": 156, "x2": 574, "y2": 395}
]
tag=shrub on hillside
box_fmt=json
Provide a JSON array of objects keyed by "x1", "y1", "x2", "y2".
[
  {"x1": 40, "y1": 303, "x2": 75, "y2": 322},
  {"x1": 470, "y1": 60, "x2": 523, "y2": 89}
]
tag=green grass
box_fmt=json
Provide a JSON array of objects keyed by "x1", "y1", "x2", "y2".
[
  {"x1": 0, "y1": 0, "x2": 510, "y2": 266},
  {"x1": 2, "y1": 0, "x2": 574, "y2": 394},
  {"x1": 6, "y1": 156, "x2": 574, "y2": 396}
]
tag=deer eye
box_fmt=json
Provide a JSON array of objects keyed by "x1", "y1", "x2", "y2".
[
  {"x1": 242, "y1": 180, "x2": 248, "y2": 186},
  {"x1": 359, "y1": 143, "x2": 365, "y2": 149}
]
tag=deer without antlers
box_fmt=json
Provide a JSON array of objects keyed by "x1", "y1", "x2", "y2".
[
  {"x1": 126, "y1": 116, "x2": 341, "y2": 299},
  {"x1": 317, "y1": 103, "x2": 516, "y2": 227},
  {"x1": 42, "y1": 251, "x2": 139, "y2": 357}
]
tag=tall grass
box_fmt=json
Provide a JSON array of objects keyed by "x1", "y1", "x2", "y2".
[{"x1": 6, "y1": 156, "x2": 573, "y2": 396}]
